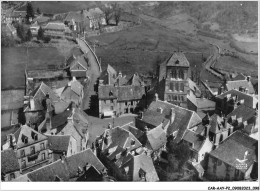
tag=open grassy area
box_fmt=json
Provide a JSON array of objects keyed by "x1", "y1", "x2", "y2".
[
  {"x1": 89, "y1": 21, "x2": 210, "y2": 76},
  {"x1": 16, "y1": 1, "x2": 99, "y2": 14},
  {"x1": 214, "y1": 56, "x2": 258, "y2": 77},
  {"x1": 1, "y1": 47, "x2": 64, "y2": 89}
]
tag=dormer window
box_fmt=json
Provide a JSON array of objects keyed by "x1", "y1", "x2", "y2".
[
  {"x1": 109, "y1": 91, "x2": 113, "y2": 96},
  {"x1": 21, "y1": 135, "x2": 28, "y2": 144},
  {"x1": 131, "y1": 139, "x2": 135, "y2": 146},
  {"x1": 31, "y1": 131, "x2": 38, "y2": 141},
  {"x1": 175, "y1": 59, "x2": 179, "y2": 64}
]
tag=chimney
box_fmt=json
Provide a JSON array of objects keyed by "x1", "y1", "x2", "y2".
[
  {"x1": 60, "y1": 152, "x2": 66, "y2": 163},
  {"x1": 205, "y1": 124, "x2": 210, "y2": 138},
  {"x1": 245, "y1": 88, "x2": 249, "y2": 94},
  {"x1": 155, "y1": 93, "x2": 158, "y2": 101},
  {"x1": 144, "y1": 126, "x2": 148, "y2": 134},
  {"x1": 223, "y1": 117, "x2": 228, "y2": 128},
  {"x1": 230, "y1": 125, "x2": 234, "y2": 134},
  {"x1": 246, "y1": 76, "x2": 251, "y2": 82},
  {"x1": 118, "y1": 71, "x2": 122, "y2": 78},
  {"x1": 139, "y1": 112, "x2": 143, "y2": 120},
  {"x1": 73, "y1": 76, "x2": 76, "y2": 81},
  {"x1": 170, "y1": 108, "x2": 175, "y2": 124},
  {"x1": 237, "y1": 117, "x2": 242, "y2": 124}
]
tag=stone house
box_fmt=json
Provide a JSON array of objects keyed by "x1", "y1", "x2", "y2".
[
  {"x1": 12, "y1": 149, "x2": 106, "y2": 182},
  {"x1": 47, "y1": 135, "x2": 77, "y2": 162},
  {"x1": 38, "y1": 107, "x2": 89, "y2": 152},
  {"x1": 147, "y1": 95, "x2": 202, "y2": 144},
  {"x1": 2, "y1": 125, "x2": 51, "y2": 174},
  {"x1": 205, "y1": 131, "x2": 258, "y2": 181},
  {"x1": 1, "y1": 149, "x2": 21, "y2": 181},
  {"x1": 97, "y1": 126, "x2": 159, "y2": 181},
  {"x1": 215, "y1": 89, "x2": 258, "y2": 116},
  {"x1": 83, "y1": 8, "x2": 106, "y2": 30}
]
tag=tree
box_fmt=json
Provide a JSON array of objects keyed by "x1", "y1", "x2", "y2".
[
  {"x1": 103, "y1": 7, "x2": 113, "y2": 25},
  {"x1": 113, "y1": 3, "x2": 122, "y2": 26},
  {"x1": 25, "y1": 29, "x2": 32, "y2": 41},
  {"x1": 26, "y1": 2, "x2": 34, "y2": 22},
  {"x1": 37, "y1": 7, "x2": 41, "y2": 15},
  {"x1": 37, "y1": 26, "x2": 44, "y2": 40},
  {"x1": 16, "y1": 24, "x2": 26, "y2": 42},
  {"x1": 43, "y1": 36, "x2": 51, "y2": 43}
]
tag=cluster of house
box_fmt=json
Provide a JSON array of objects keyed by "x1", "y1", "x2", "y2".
[
  {"x1": 1, "y1": 5, "x2": 106, "y2": 39},
  {"x1": 1, "y1": 41, "x2": 258, "y2": 182}
]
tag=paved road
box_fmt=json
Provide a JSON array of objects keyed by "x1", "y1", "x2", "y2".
[{"x1": 76, "y1": 38, "x2": 101, "y2": 111}]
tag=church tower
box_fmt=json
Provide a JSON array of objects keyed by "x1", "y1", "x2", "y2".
[{"x1": 164, "y1": 52, "x2": 190, "y2": 107}]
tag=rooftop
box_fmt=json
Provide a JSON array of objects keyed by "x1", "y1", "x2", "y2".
[
  {"x1": 1, "y1": 149, "x2": 20, "y2": 174},
  {"x1": 146, "y1": 126, "x2": 167, "y2": 151},
  {"x1": 139, "y1": 110, "x2": 169, "y2": 127},
  {"x1": 183, "y1": 130, "x2": 206, "y2": 152},
  {"x1": 209, "y1": 131, "x2": 257, "y2": 172},
  {"x1": 47, "y1": 135, "x2": 71, "y2": 152},
  {"x1": 225, "y1": 80, "x2": 255, "y2": 94},
  {"x1": 44, "y1": 22, "x2": 66, "y2": 31},
  {"x1": 166, "y1": 52, "x2": 190, "y2": 67}
]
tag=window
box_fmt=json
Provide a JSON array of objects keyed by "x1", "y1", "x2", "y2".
[
  {"x1": 40, "y1": 143, "x2": 45, "y2": 150},
  {"x1": 21, "y1": 160, "x2": 26, "y2": 168},
  {"x1": 110, "y1": 106, "x2": 114, "y2": 110},
  {"x1": 20, "y1": 149, "x2": 25, "y2": 157},
  {"x1": 173, "y1": 70, "x2": 177, "y2": 79},
  {"x1": 174, "y1": 96, "x2": 177, "y2": 101},
  {"x1": 21, "y1": 135, "x2": 28, "y2": 144},
  {"x1": 181, "y1": 96, "x2": 184, "y2": 102},
  {"x1": 131, "y1": 101, "x2": 133, "y2": 106},
  {"x1": 176, "y1": 83, "x2": 179, "y2": 91},
  {"x1": 125, "y1": 102, "x2": 127, "y2": 106},
  {"x1": 48, "y1": 153, "x2": 52, "y2": 159},
  {"x1": 41, "y1": 153, "x2": 46, "y2": 161},
  {"x1": 179, "y1": 70, "x2": 184, "y2": 79},
  {"x1": 30, "y1": 146, "x2": 35, "y2": 155},
  {"x1": 170, "y1": 83, "x2": 174, "y2": 91},
  {"x1": 180, "y1": 83, "x2": 184, "y2": 92},
  {"x1": 168, "y1": 95, "x2": 171, "y2": 102},
  {"x1": 110, "y1": 100, "x2": 113, "y2": 104},
  {"x1": 131, "y1": 139, "x2": 135, "y2": 146}
]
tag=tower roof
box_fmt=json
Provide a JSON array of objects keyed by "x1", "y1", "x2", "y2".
[{"x1": 166, "y1": 52, "x2": 190, "y2": 67}]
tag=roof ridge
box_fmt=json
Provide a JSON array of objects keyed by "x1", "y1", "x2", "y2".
[{"x1": 157, "y1": 99, "x2": 193, "y2": 113}]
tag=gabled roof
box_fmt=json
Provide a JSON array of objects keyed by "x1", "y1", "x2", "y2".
[
  {"x1": 64, "y1": 11, "x2": 84, "y2": 22},
  {"x1": 124, "y1": 153, "x2": 159, "y2": 182},
  {"x1": 146, "y1": 126, "x2": 167, "y2": 151},
  {"x1": 209, "y1": 131, "x2": 257, "y2": 172},
  {"x1": 117, "y1": 86, "x2": 145, "y2": 101},
  {"x1": 51, "y1": 110, "x2": 72, "y2": 130},
  {"x1": 148, "y1": 100, "x2": 202, "y2": 143},
  {"x1": 115, "y1": 75, "x2": 128, "y2": 86},
  {"x1": 13, "y1": 125, "x2": 48, "y2": 149},
  {"x1": 31, "y1": 82, "x2": 59, "y2": 101},
  {"x1": 25, "y1": 149, "x2": 105, "y2": 181},
  {"x1": 1, "y1": 149, "x2": 20, "y2": 174},
  {"x1": 101, "y1": 126, "x2": 142, "y2": 152},
  {"x1": 166, "y1": 52, "x2": 190, "y2": 67},
  {"x1": 99, "y1": 64, "x2": 117, "y2": 85},
  {"x1": 44, "y1": 22, "x2": 66, "y2": 31},
  {"x1": 47, "y1": 135, "x2": 71, "y2": 152},
  {"x1": 139, "y1": 110, "x2": 169, "y2": 127},
  {"x1": 127, "y1": 73, "x2": 144, "y2": 86},
  {"x1": 120, "y1": 123, "x2": 144, "y2": 140},
  {"x1": 226, "y1": 105, "x2": 256, "y2": 123},
  {"x1": 225, "y1": 80, "x2": 255, "y2": 94},
  {"x1": 217, "y1": 89, "x2": 256, "y2": 108},
  {"x1": 231, "y1": 73, "x2": 246, "y2": 81},
  {"x1": 98, "y1": 85, "x2": 118, "y2": 100},
  {"x1": 70, "y1": 79, "x2": 83, "y2": 96}
]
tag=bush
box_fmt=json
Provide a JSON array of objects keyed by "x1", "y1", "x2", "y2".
[{"x1": 43, "y1": 36, "x2": 51, "y2": 43}]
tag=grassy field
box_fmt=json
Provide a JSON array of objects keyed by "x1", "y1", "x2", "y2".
[
  {"x1": 16, "y1": 1, "x2": 99, "y2": 14},
  {"x1": 230, "y1": 40, "x2": 258, "y2": 54},
  {"x1": 1, "y1": 47, "x2": 64, "y2": 89},
  {"x1": 214, "y1": 56, "x2": 258, "y2": 77},
  {"x1": 89, "y1": 21, "x2": 210, "y2": 76}
]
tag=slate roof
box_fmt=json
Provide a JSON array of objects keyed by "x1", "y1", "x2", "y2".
[
  {"x1": 14, "y1": 125, "x2": 48, "y2": 149},
  {"x1": 64, "y1": 12, "x2": 84, "y2": 22},
  {"x1": 51, "y1": 110, "x2": 72, "y2": 130},
  {"x1": 209, "y1": 131, "x2": 257, "y2": 172},
  {"x1": 120, "y1": 123, "x2": 144, "y2": 140},
  {"x1": 69, "y1": 54, "x2": 89, "y2": 71},
  {"x1": 127, "y1": 73, "x2": 144, "y2": 86},
  {"x1": 47, "y1": 135, "x2": 71, "y2": 152},
  {"x1": 183, "y1": 130, "x2": 206, "y2": 152},
  {"x1": 226, "y1": 105, "x2": 256, "y2": 123},
  {"x1": 98, "y1": 85, "x2": 145, "y2": 101},
  {"x1": 225, "y1": 80, "x2": 255, "y2": 94},
  {"x1": 127, "y1": 153, "x2": 159, "y2": 181},
  {"x1": 1, "y1": 149, "x2": 20, "y2": 174},
  {"x1": 166, "y1": 52, "x2": 190, "y2": 67},
  {"x1": 44, "y1": 22, "x2": 66, "y2": 31},
  {"x1": 208, "y1": 114, "x2": 231, "y2": 134},
  {"x1": 101, "y1": 126, "x2": 142, "y2": 152},
  {"x1": 24, "y1": 149, "x2": 105, "y2": 181},
  {"x1": 217, "y1": 89, "x2": 256, "y2": 108},
  {"x1": 115, "y1": 75, "x2": 128, "y2": 86},
  {"x1": 146, "y1": 126, "x2": 167, "y2": 151},
  {"x1": 232, "y1": 73, "x2": 246, "y2": 81},
  {"x1": 140, "y1": 110, "x2": 169, "y2": 127},
  {"x1": 117, "y1": 86, "x2": 145, "y2": 101},
  {"x1": 99, "y1": 64, "x2": 117, "y2": 85},
  {"x1": 196, "y1": 98, "x2": 216, "y2": 110},
  {"x1": 148, "y1": 100, "x2": 202, "y2": 143},
  {"x1": 98, "y1": 85, "x2": 118, "y2": 99}
]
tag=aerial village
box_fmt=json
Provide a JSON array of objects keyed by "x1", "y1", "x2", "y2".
[{"x1": 1, "y1": 1, "x2": 258, "y2": 182}]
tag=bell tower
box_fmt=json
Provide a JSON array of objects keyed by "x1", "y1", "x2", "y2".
[{"x1": 164, "y1": 52, "x2": 190, "y2": 107}]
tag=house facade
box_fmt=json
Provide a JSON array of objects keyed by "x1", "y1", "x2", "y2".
[{"x1": 2, "y1": 125, "x2": 51, "y2": 174}]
